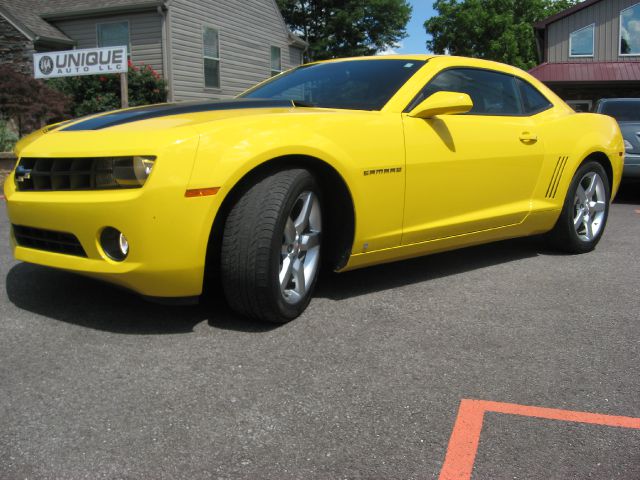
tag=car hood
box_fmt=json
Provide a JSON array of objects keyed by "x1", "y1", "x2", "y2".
[
  {"x1": 619, "y1": 121, "x2": 640, "y2": 154},
  {"x1": 58, "y1": 99, "x2": 300, "y2": 132},
  {"x1": 13, "y1": 99, "x2": 312, "y2": 157},
  {"x1": 13, "y1": 99, "x2": 360, "y2": 158}
]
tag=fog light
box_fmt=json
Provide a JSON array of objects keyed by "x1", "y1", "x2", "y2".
[
  {"x1": 100, "y1": 227, "x2": 129, "y2": 261},
  {"x1": 119, "y1": 233, "x2": 129, "y2": 256}
]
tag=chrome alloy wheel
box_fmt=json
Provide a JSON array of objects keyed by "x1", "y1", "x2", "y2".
[
  {"x1": 279, "y1": 191, "x2": 321, "y2": 304},
  {"x1": 573, "y1": 171, "x2": 606, "y2": 242}
]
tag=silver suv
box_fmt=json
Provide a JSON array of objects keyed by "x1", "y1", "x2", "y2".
[{"x1": 595, "y1": 98, "x2": 640, "y2": 179}]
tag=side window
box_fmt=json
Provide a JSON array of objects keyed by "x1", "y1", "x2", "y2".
[
  {"x1": 516, "y1": 78, "x2": 552, "y2": 114},
  {"x1": 271, "y1": 46, "x2": 282, "y2": 77},
  {"x1": 620, "y1": 3, "x2": 640, "y2": 55},
  {"x1": 407, "y1": 68, "x2": 522, "y2": 116},
  {"x1": 97, "y1": 21, "x2": 130, "y2": 55},
  {"x1": 570, "y1": 24, "x2": 595, "y2": 57},
  {"x1": 203, "y1": 26, "x2": 220, "y2": 89}
]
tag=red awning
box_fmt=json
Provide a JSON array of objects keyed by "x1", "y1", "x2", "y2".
[{"x1": 529, "y1": 62, "x2": 640, "y2": 83}]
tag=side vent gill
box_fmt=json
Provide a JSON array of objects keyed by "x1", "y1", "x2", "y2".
[{"x1": 546, "y1": 156, "x2": 568, "y2": 199}]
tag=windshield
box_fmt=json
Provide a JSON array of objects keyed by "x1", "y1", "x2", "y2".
[
  {"x1": 241, "y1": 59, "x2": 426, "y2": 111},
  {"x1": 598, "y1": 100, "x2": 640, "y2": 122}
]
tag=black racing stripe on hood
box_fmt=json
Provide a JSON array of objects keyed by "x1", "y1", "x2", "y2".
[{"x1": 61, "y1": 99, "x2": 295, "y2": 131}]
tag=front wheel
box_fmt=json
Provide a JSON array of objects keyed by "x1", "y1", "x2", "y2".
[
  {"x1": 220, "y1": 169, "x2": 322, "y2": 323},
  {"x1": 547, "y1": 161, "x2": 611, "y2": 253}
]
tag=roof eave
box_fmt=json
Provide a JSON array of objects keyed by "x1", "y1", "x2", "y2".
[
  {"x1": 0, "y1": 5, "x2": 36, "y2": 41},
  {"x1": 288, "y1": 33, "x2": 308, "y2": 49},
  {"x1": 41, "y1": 0, "x2": 166, "y2": 21},
  {"x1": 34, "y1": 35, "x2": 76, "y2": 47},
  {"x1": 534, "y1": 0, "x2": 604, "y2": 29}
]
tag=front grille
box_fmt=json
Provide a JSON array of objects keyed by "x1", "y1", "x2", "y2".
[
  {"x1": 14, "y1": 157, "x2": 148, "y2": 191},
  {"x1": 15, "y1": 157, "x2": 97, "y2": 191},
  {"x1": 12, "y1": 225, "x2": 87, "y2": 257}
]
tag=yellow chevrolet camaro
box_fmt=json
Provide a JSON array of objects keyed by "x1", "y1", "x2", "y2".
[{"x1": 4, "y1": 55, "x2": 624, "y2": 322}]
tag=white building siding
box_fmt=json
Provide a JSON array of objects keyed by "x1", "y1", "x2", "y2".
[
  {"x1": 169, "y1": 0, "x2": 304, "y2": 101},
  {"x1": 52, "y1": 11, "x2": 164, "y2": 74}
]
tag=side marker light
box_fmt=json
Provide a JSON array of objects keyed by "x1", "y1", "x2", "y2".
[{"x1": 185, "y1": 187, "x2": 220, "y2": 197}]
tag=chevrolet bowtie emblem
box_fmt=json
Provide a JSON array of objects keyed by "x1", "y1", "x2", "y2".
[{"x1": 14, "y1": 165, "x2": 32, "y2": 182}]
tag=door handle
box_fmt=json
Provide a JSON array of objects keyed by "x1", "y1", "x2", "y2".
[{"x1": 519, "y1": 132, "x2": 538, "y2": 143}]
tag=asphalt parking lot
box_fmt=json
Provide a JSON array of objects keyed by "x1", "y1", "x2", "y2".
[{"x1": 1, "y1": 181, "x2": 639, "y2": 479}]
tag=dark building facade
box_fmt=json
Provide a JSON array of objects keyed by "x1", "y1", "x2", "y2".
[{"x1": 532, "y1": 0, "x2": 640, "y2": 111}]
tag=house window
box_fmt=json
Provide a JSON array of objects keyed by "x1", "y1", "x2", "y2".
[
  {"x1": 620, "y1": 3, "x2": 640, "y2": 55},
  {"x1": 271, "y1": 46, "x2": 282, "y2": 76},
  {"x1": 566, "y1": 100, "x2": 593, "y2": 113},
  {"x1": 203, "y1": 26, "x2": 220, "y2": 88},
  {"x1": 97, "y1": 21, "x2": 130, "y2": 53},
  {"x1": 569, "y1": 24, "x2": 594, "y2": 57}
]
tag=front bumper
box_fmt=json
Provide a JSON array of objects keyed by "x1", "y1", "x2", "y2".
[
  {"x1": 5, "y1": 174, "x2": 220, "y2": 297},
  {"x1": 624, "y1": 153, "x2": 640, "y2": 179}
]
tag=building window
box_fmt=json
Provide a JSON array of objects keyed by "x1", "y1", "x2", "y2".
[
  {"x1": 271, "y1": 46, "x2": 282, "y2": 76},
  {"x1": 566, "y1": 100, "x2": 593, "y2": 113},
  {"x1": 203, "y1": 26, "x2": 220, "y2": 88},
  {"x1": 569, "y1": 24, "x2": 594, "y2": 57},
  {"x1": 97, "y1": 21, "x2": 130, "y2": 53},
  {"x1": 620, "y1": 3, "x2": 640, "y2": 55}
]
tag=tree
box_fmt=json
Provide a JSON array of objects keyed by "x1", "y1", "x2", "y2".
[
  {"x1": 0, "y1": 65, "x2": 69, "y2": 137},
  {"x1": 425, "y1": 0, "x2": 578, "y2": 70},
  {"x1": 277, "y1": 0, "x2": 412, "y2": 61}
]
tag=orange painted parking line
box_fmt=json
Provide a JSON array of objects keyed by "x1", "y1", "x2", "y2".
[{"x1": 438, "y1": 399, "x2": 640, "y2": 480}]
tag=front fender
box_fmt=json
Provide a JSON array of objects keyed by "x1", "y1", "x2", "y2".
[{"x1": 187, "y1": 110, "x2": 407, "y2": 255}]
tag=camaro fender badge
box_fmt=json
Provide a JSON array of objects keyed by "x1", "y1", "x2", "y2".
[
  {"x1": 363, "y1": 166, "x2": 402, "y2": 176},
  {"x1": 14, "y1": 165, "x2": 32, "y2": 183}
]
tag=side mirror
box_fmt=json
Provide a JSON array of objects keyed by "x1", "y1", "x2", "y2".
[{"x1": 408, "y1": 91, "x2": 473, "y2": 119}]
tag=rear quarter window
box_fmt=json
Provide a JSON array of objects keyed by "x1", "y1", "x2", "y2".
[{"x1": 516, "y1": 78, "x2": 552, "y2": 115}]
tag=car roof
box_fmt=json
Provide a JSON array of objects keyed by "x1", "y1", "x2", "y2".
[
  {"x1": 597, "y1": 98, "x2": 640, "y2": 102},
  {"x1": 311, "y1": 55, "x2": 529, "y2": 76},
  {"x1": 313, "y1": 54, "x2": 436, "y2": 63}
]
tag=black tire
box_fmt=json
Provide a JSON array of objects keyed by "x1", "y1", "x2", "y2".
[
  {"x1": 547, "y1": 160, "x2": 611, "y2": 254},
  {"x1": 220, "y1": 169, "x2": 322, "y2": 323}
]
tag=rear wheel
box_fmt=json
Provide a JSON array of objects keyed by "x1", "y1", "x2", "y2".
[
  {"x1": 220, "y1": 169, "x2": 322, "y2": 323},
  {"x1": 547, "y1": 161, "x2": 610, "y2": 253}
]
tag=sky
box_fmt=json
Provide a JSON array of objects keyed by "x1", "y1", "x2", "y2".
[{"x1": 396, "y1": 0, "x2": 437, "y2": 54}]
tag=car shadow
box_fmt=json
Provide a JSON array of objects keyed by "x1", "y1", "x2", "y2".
[
  {"x1": 5, "y1": 263, "x2": 278, "y2": 334},
  {"x1": 6, "y1": 236, "x2": 546, "y2": 333},
  {"x1": 315, "y1": 236, "x2": 542, "y2": 300}
]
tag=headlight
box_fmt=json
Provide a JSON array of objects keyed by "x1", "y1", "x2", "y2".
[
  {"x1": 624, "y1": 139, "x2": 633, "y2": 151},
  {"x1": 95, "y1": 156, "x2": 156, "y2": 188}
]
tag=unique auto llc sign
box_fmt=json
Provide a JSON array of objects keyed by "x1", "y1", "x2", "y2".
[{"x1": 33, "y1": 46, "x2": 127, "y2": 79}]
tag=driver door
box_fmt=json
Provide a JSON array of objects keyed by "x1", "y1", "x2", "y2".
[{"x1": 401, "y1": 68, "x2": 545, "y2": 245}]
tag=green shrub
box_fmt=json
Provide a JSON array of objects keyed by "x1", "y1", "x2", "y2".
[
  {"x1": 48, "y1": 60, "x2": 168, "y2": 117},
  {"x1": 0, "y1": 119, "x2": 19, "y2": 152}
]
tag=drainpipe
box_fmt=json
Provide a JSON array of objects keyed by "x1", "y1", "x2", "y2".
[{"x1": 158, "y1": 1, "x2": 174, "y2": 102}]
